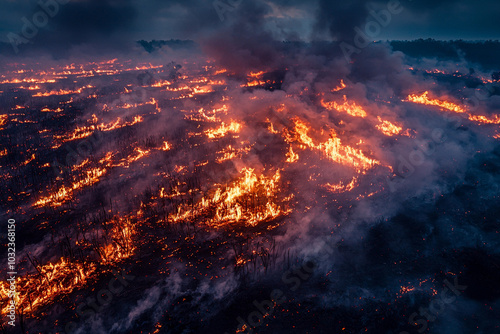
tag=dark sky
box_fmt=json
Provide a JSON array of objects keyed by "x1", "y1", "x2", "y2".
[{"x1": 1, "y1": 0, "x2": 499, "y2": 54}]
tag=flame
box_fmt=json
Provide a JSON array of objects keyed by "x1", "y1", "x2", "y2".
[
  {"x1": 0, "y1": 216, "x2": 135, "y2": 316},
  {"x1": 0, "y1": 114, "x2": 7, "y2": 130},
  {"x1": 321, "y1": 95, "x2": 367, "y2": 118},
  {"x1": 169, "y1": 168, "x2": 290, "y2": 227},
  {"x1": 0, "y1": 78, "x2": 56, "y2": 84},
  {"x1": 160, "y1": 141, "x2": 172, "y2": 151},
  {"x1": 324, "y1": 176, "x2": 358, "y2": 193},
  {"x1": 289, "y1": 118, "x2": 379, "y2": 172},
  {"x1": 249, "y1": 71, "x2": 266, "y2": 78},
  {"x1": 205, "y1": 121, "x2": 242, "y2": 139},
  {"x1": 113, "y1": 148, "x2": 151, "y2": 168},
  {"x1": 21, "y1": 153, "x2": 36, "y2": 166},
  {"x1": 286, "y1": 146, "x2": 299, "y2": 163},
  {"x1": 0, "y1": 258, "x2": 97, "y2": 316},
  {"x1": 54, "y1": 115, "x2": 144, "y2": 144},
  {"x1": 41, "y1": 107, "x2": 63, "y2": 113},
  {"x1": 405, "y1": 91, "x2": 466, "y2": 113},
  {"x1": 468, "y1": 114, "x2": 500, "y2": 124},
  {"x1": 216, "y1": 145, "x2": 251, "y2": 163},
  {"x1": 332, "y1": 79, "x2": 347, "y2": 92},
  {"x1": 376, "y1": 116, "x2": 403, "y2": 136},
  {"x1": 214, "y1": 68, "x2": 228, "y2": 75},
  {"x1": 33, "y1": 85, "x2": 93, "y2": 97},
  {"x1": 34, "y1": 153, "x2": 113, "y2": 207}
]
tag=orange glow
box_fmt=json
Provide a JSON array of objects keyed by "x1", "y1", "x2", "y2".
[
  {"x1": 397, "y1": 285, "x2": 416, "y2": 297},
  {"x1": 169, "y1": 168, "x2": 290, "y2": 227},
  {"x1": 0, "y1": 114, "x2": 7, "y2": 130},
  {"x1": 289, "y1": 119, "x2": 379, "y2": 172},
  {"x1": 216, "y1": 145, "x2": 251, "y2": 163},
  {"x1": 34, "y1": 153, "x2": 113, "y2": 207},
  {"x1": 0, "y1": 215, "x2": 135, "y2": 316},
  {"x1": 249, "y1": 71, "x2": 266, "y2": 78},
  {"x1": 214, "y1": 69, "x2": 228, "y2": 75},
  {"x1": 160, "y1": 141, "x2": 172, "y2": 151},
  {"x1": 322, "y1": 95, "x2": 367, "y2": 118},
  {"x1": 324, "y1": 177, "x2": 358, "y2": 193},
  {"x1": 0, "y1": 78, "x2": 56, "y2": 84},
  {"x1": 21, "y1": 153, "x2": 35, "y2": 166},
  {"x1": 405, "y1": 91, "x2": 466, "y2": 113},
  {"x1": 205, "y1": 121, "x2": 242, "y2": 139},
  {"x1": 41, "y1": 107, "x2": 63, "y2": 113},
  {"x1": 376, "y1": 116, "x2": 403, "y2": 136},
  {"x1": 33, "y1": 85, "x2": 93, "y2": 97},
  {"x1": 54, "y1": 115, "x2": 144, "y2": 144},
  {"x1": 0, "y1": 258, "x2": 97, "y2": 316},
  {"x1": 332, "y1": 79, "x2": 347, "y2": 92},
  {"x1": 286, "y1": 146, "x2": 299, "y2": 163},
  {"x1": 468, "y1": 114, "x2": 500, "y2": 124}
]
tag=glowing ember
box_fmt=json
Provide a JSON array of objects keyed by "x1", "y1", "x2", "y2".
[
  {"x1": 332, "y1": 79, "x2": 347, "y2": 92},
  {"x1": 286, "y1": 146, "x2": 299, "y2": 163}
]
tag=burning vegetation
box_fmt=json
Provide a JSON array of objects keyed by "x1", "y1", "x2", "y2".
[{"x1": 1, "y1": 52, "x2": 499, "y2": 334}]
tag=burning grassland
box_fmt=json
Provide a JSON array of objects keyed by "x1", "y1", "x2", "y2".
[{"x1": 1, "y1": 50, "x2": 499, "y2": 334}]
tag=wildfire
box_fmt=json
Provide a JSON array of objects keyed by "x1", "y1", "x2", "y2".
[
  {"x1": 205, "y1": 121, "x2": 242, "y2": 139},
  {"x1": 405, "y1": 91, "x2": 466, "y2": 113},
  {"x1": 33, "y1": 85, "x2": 93, "y2": 97},
  {"x1": 216, "y1": 145, "x2": 251, "y2": 163},
  {"x1": 114, "y1": 147, "x2": 151, "y2": 167},
  {"x1": 54, "y1": 115, "x2": 144, "y2": 144},
  {"x1": 376, "y1": 116, "x2": 403, "y2": 136},
  {"x1": 286, "y1": 146, "x2": 299, "y2": 163},
  {"x1": 0, "y1": 114, "x2": 7, "y2": 130},
  {"x1": 160, "y1": 141, "x2": 172, "y2": 151},
  {"x1": 289, "y1": 118, "x2": 379, "y2": 172},
  {"x1": 4, "y1": 56, "x2": 492, "y2": 330},
  {"x1": 397, "y1": 285, "x2": 416, "y2": 297},
  {"x1": 21, "y1": 153, "x2": 36, "y2": 166},
  {"x1": 34, "y1": 153, "x2": 113, "y2": 207},
  {"x1": 321, "y1": 95, "x2": 367, "y2": 118},
  {"x1": 169, "y1": 168, "x2": 290, "y2": 227},
  {"x1": 0, "y1": 215, "x2": 136, "y2": 317},
  {"x1": 0, "y1": 258, "x2": 97, "y2": 316},
  {"x1": 324, "y1": 177, "x2": 358, "y2": 193},
  {"x1": 468, "y1": 114, "x2": 500, "y2": 124},
  {"x1": 332, "y1": 79, "x2": 347, "y2": 92}
]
